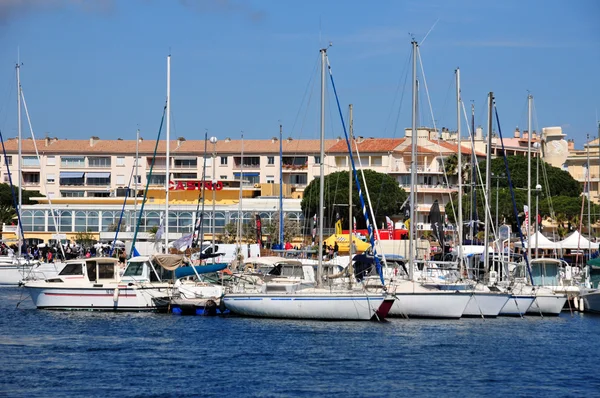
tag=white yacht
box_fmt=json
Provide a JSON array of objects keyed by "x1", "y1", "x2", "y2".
[{"x1": 24, "y1": 255, "x2": 177, "y2": 311}]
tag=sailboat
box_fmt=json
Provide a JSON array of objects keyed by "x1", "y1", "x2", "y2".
[
  {"x1": 378, "y1": 41, "x2": 471, "y2": 319},
  {"x1": 0, "y1": 62, "x2": 65, "y2": 285},
  {"x1": 223, "y1": 48, "x2": 394, "y2": 321}
]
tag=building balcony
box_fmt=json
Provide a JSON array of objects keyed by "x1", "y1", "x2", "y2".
[
  {"x1": 282, "y1": 164, "x2": 308, "y2": 171},
  {"x1": 233, "y1": 163, "x2": 261, "y2": 169}
]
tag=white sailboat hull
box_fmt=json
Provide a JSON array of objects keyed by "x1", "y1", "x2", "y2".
[
  {"x1": 223, "y1": 292, "x2": 389, "y2": 320},
  {"x1": 25, "y1": 284, "x2": 172, "y2": 311},
  {"x1": 499, "y1": 295, "x2": 535, "y2": 316},
  {"x1": 581, "y1": 290, "x2": 600, "y2": 313},
  {"x1": 462, "y1": 293, "x2": 511, "y2": 318},
  {"x1": 0, "y1": 265, "x2": 25, "y2": 285},
  {"x1": 526, "y1": 294, "x2": 568, "y2": 316},
  {"x1": 390, "y1": 292, "x2": 471, "y2": 319}
]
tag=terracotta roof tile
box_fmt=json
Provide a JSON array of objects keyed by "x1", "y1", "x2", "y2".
[
  {"x1": 326, "y1": 138, "x2": 406, "y2": 153},
  {"x1": 1, "y1": 138, "x2": 337, "y2": 155}
]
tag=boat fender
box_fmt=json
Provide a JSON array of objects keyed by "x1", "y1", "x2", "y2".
[
  {"x1": 113, "y1": 288, "x2": 120, "y2": 303},
  {"x1": 574, "y1": 296, "x2": 579, "y2": 310},
  {"x1": 579, "y1": 298, "x2": 584, "y2": 311}
]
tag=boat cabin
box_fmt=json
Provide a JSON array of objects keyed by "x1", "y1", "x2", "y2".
[
  {"x1": 121, "y1": 256, "x2": 174, "y2": 284},
  {"x1": 53, "y1": 258, "x2": 120, "y2": 283}
]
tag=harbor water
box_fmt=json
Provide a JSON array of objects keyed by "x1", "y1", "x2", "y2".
[{"x1": 1, "y1": 287, "x2": 599, "y2": 398}]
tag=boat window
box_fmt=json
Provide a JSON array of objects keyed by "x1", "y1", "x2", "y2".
[
  {"x1": 268, "y1": 264, "x2": 282, "y2": 276},
  {"x1": 87, "y1": 261, "x2": 97, "y2": 281},
  {"x1": 59, "y1": 263, "x2": 83, "y2": 276},
  {"x1": 123, "y1": 261, "x2": 145, "y2": 277},
  {"x1": 98, "y1": 263, "x2": 114, "y2": 279}
]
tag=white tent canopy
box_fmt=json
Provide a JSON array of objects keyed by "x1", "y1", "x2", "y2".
[
  {"x1": 558, "y1": 230, "x2": 599, "y2": 250},
  {"x1": 514, "y1": 231, "x2": 560, "y2": 249}
]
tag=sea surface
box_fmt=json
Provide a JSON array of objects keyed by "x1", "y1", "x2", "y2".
[{"x1": 1, "y1": 287, "x2": 599, "y2": 398}]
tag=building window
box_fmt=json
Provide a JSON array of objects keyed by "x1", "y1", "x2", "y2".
[
  {"x1": 61, "y1": 191, "x2": 85, "y2": 198},
  {"x1": 173, "y1": 173, "x2": 197, "y2": 179},
  {"x1": 3, "y1": 156, "x2": 12, "y2": 166},
  {"x1": 46, "y1": 173, "x2": 56, "y2": 184},
  {"x1": 234, "y1": 172, "x2": 260, "y2": 186},
  {"x1": 220, "y1": 156, "x2": 228, "y2": 165},
  {"x1": 174, "y1": 158, "x2": 197, "y2": 168},
  {"x1": 147, "y1": 174, "x2": 166, "y2": 185},
  {"x1": 266, "y1": 175, "x2": 275, "y2": 183},
  {"x1": 46, "y1": 156, "x2": 55, "y2": 166},
  {"x1": 23, "y1": 172, "x2": 40, "y2": 185},
  {"x1": 371, "y1": 156, "x2": 382, "y2": 166},
  {"x1": 61, "y1": 156, "x2": 85, "y2": 168},
  {"x1": 88, "y1": 157, "x2": 111, "y2": 167},
  {"x1": 267, "y1": 156, "x2": 275, "y2": 165},
  {"x1": 87, "y1": 173, "x2": 111, "y2": 186},
  {"x1": 116, "y1": 156, "x2": 125, "y2": 166},
  {"x1": 220, "y1": 175, "x2": 227, "y2": 180},
  {"x1": 116, "y1": 175, "x2": 125, "y2": 185},
  {"x1": 133, "y1": 175, "x2": 141, "y2": 184},
  {"x1": 289, "y1": 173, "x2": 307, "y2": 185},
  {"x1": 23, "y1": 156, "x2": 40, "y2": 167},
  {"x1": 314, "y1": 156, "x2": 321, "y2": 164}
]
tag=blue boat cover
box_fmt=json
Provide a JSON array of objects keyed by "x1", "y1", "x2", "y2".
[{"x1": 175, "y1": 263, "x2": 228, "y2": 279}]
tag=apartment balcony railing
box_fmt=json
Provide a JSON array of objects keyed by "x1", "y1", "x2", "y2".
[{"x1": 282, "y1": 163, "x2": 308, "y2": 171}]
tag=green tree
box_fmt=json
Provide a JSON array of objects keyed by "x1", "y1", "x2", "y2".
[
  {"x1": 479, "y1": 156, "x2": 581, "y2": 197},
  {"x1": 0, "y1": 183, "x2": 43, "y2": 207},
  {"x1": 301, "y1": 170, "x2": 407, "y2": 230},
  {"x1": 0, "y1": 205, "x2": 16, "y2": 239},
  {"x1": 74, "y1": 230, "x2": 96, "y2": 247}
]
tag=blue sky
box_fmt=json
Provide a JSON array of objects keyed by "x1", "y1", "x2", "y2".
[{"x1": 0, "y1": 0, "x2": 598, "y2": 147}]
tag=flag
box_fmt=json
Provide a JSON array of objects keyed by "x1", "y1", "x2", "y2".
[
  {"x1": 155, "y1": 213, "x2": 164, "y2": 242},
  {"x1": 523, "y1": 205, "x2": 529, "y2": 228},
  {"x1": 255, "y1": 214, "x2": 262, "y2": 248},
  {"x1": 386, "y1": 216, "x2": 393, "y2": 237},
  {"x1": 312, "y1": 214, "x2": 317, "y2": 244},
  {"x1": 353, "y1": 216, "x2": 357, "y2": 234},
  {"x1": 171, "y1": 233, "x2": 193, "y2": 251},
  {"x1": 132, "y1": 247, "x2": 141, "y2": 257}
]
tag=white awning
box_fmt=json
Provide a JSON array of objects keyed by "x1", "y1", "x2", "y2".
[{"x1": 60, "y1": 172, "x2": 84, "y2": 178}]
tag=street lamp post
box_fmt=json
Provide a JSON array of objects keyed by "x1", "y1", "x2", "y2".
[{"x1": 209, "y1": 136, "x2": 218, "y2": 264}]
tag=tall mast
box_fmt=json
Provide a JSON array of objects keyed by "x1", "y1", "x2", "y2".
[
  {"x1": 409, "y1": 40, "x2": 418, "y2": 280},
  {"x1": 456, "y1": 68, "x2": 463, "y2": 265},
  {"x1": 587, "y1": 133, "x2": 592, "y2": 249},
  {"x1": 527, "y1": 94, "x2": 532, "y2": 263},
  {"x1": 16, "y1": 62, "x2": 22, "y2": 257},
  {"x1": 348, "y1": 104, "x2": 354, "y2": 264},
  {"x1": 134, "y1": 128, "x2": 139, "y2": 230},
  {"x1": 279, "y1": 124, "x2": 284, "y2": 247},
  {"x1": 317, "y1": 47, "x2": 326, "y2": 287},
  {"x1": 483, "y1": 92, "x2": 493, "y2": 272},
  {"x1": 471, "y1": 103, "x2": 476, "y2": 241},
  {"x1": 238, "y1": 132, "x2": 244, "y2": 248},
  {"x1": 165, "y1": 54, "x2": 171, "y2": 251}
]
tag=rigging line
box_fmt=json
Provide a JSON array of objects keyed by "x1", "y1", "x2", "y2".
[
  {"x1": 192, "y1": 132, "x2": 208, "y2": 249},
  {"x1": 494, "y1": 103, "x2": 534, "y2": 285},
  {"x1": 461, "y1": 100, "x2": 498, "y2": 240},
  {"x1": 326, "y1": 54, "x2": 386, "y2": 286},
  {"x1": 109, "y1": 141, "x2": 140, "y2": 257},
  {"x1": 354, "y1": 139, "x2": 386, "y2": 264},
  {"x1": 291, "y1": 54, "x2": 320, "y2": 138},
  {"x1": 130, "y1": 102, "x2": 167, "y2": 258},
  {"x1": 420, "y1": 18, "x2": 440, "y2": 46},
  {"x1": 383, "y1": 51, "x2": 412, "y2": 137},
  {"x1": 416, "y1": 47, "x2": 457, "y2": 225},
  {"x1": 0, "y1": 128, "x2": 27, "y2": 260},
  {"x1": 392, "y1": 56, "x2": 411, "y2": 138},
  {"x1": 20, "y1": 89, "x2": 65, "y2": 261}
]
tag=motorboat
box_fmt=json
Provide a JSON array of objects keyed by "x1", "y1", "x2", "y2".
[{"x1": 24, "y1": 255, "x2": 178, "y2": 311}]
